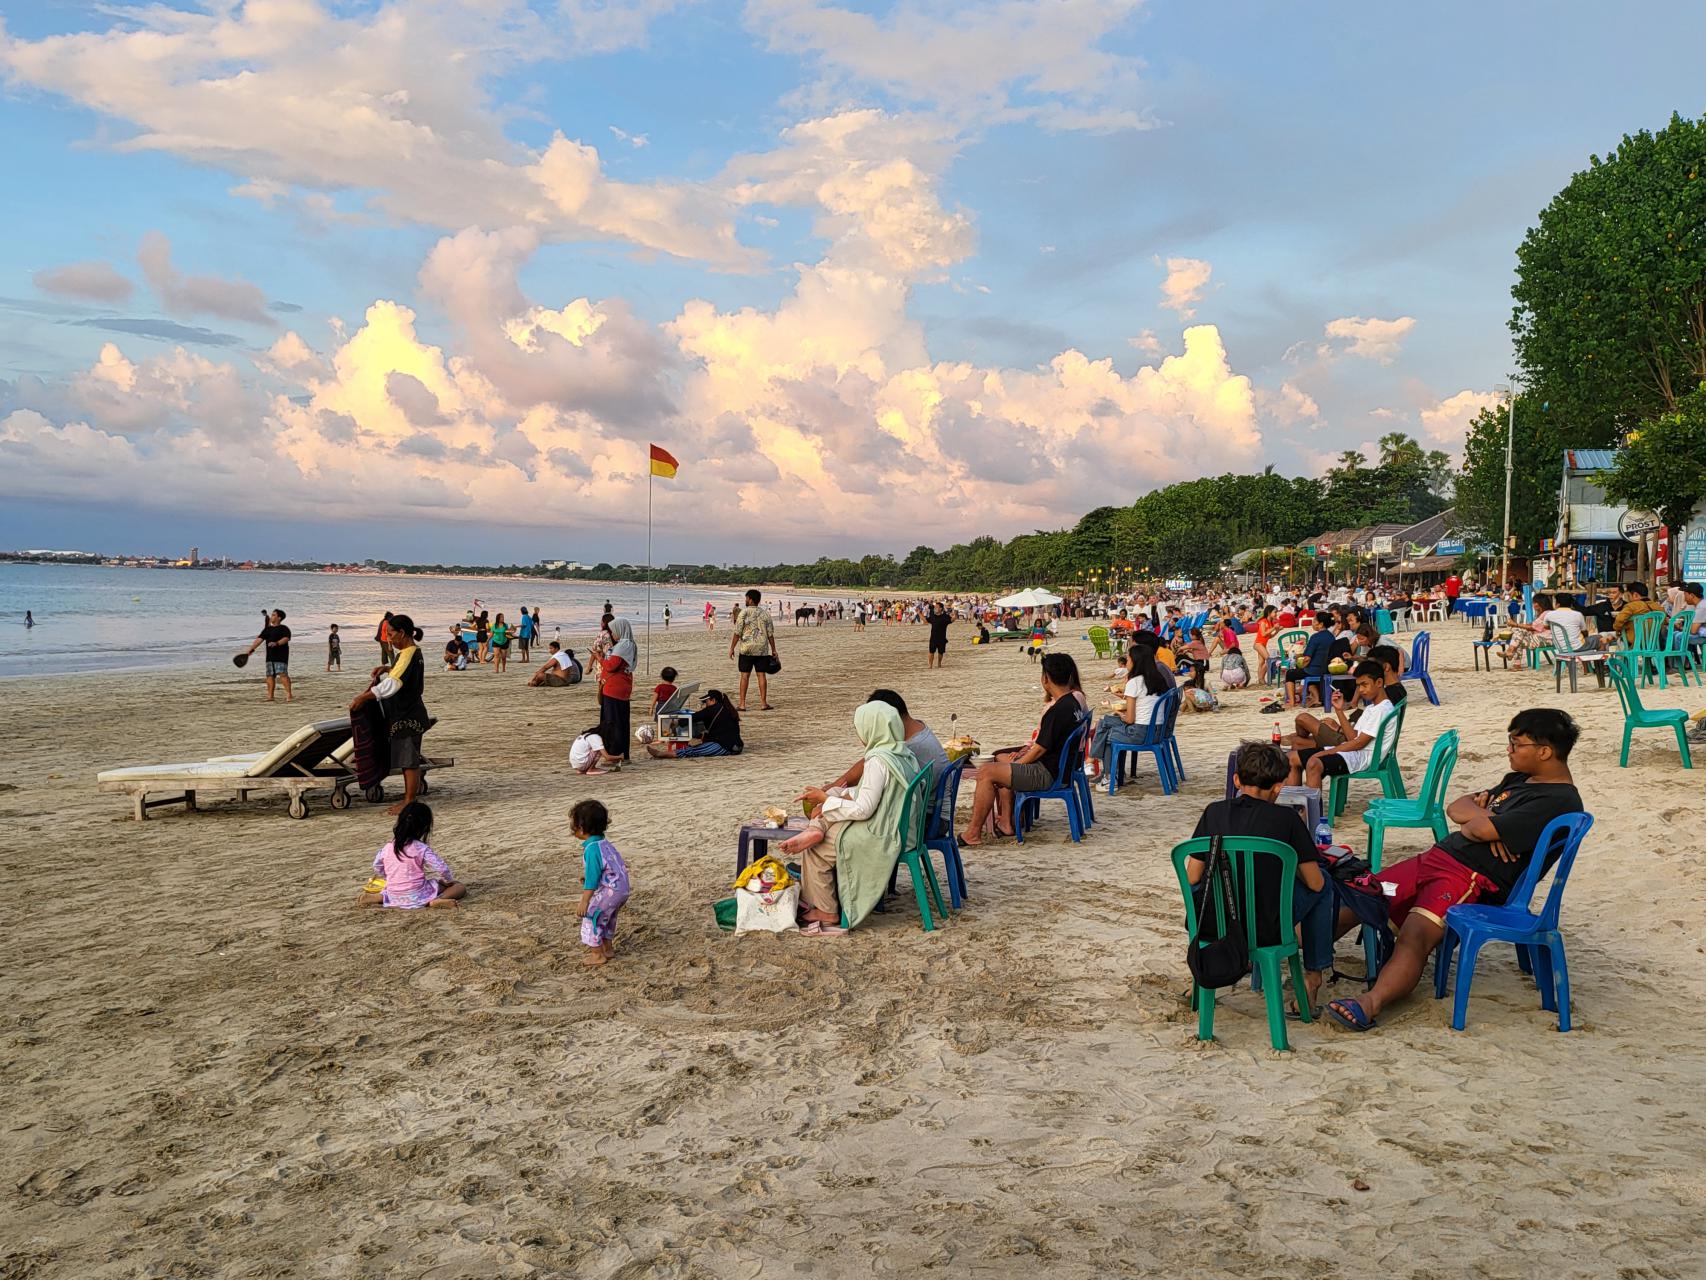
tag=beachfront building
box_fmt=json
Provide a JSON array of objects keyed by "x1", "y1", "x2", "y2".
[
  {"x1": 1551, "y1": 449, "x2": 1672, "y2": 588},
  {"x1": 1552, "y1": 449, "x2": 1706, "y2": 588}
]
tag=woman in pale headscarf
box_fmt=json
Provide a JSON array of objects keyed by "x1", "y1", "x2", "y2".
[
  {"x1": 779, "y1": 702, "x2": 920, "y2": 936},
  {"x1": 597, "y1": 618, "x2": 638, "y2": 760}
]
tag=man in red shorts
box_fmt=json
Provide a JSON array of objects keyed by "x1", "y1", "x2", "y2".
[{"x1": 1326, "y1": 708, "x2": 1583, "y2": 1032}]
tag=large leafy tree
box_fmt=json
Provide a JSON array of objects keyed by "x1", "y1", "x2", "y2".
[
  {"x1": 1511, "y1": 112, "x2": 1706, "y2": 436},
  {"x1": 1603, "y1": 384, "x2": 1706, "y2": 536}
]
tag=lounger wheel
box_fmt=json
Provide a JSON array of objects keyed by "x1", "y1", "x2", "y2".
[
  {"x1": 419, "y1": 777, "x2": 430, "y2": 796},
  {"x1": 329, "y1": 785, "x2": 351, "y2": 811},
  {"x1": 364, "y1": 785, "x2": 385, "y2": 803},
  {"x1": 288, "y1": 796, "x2": 309, "y2": 820}
]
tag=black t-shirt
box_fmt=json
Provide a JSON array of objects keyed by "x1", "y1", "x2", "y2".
[
  {"x1": 1439, "y1": 772, "x2": 1584, "y2": 894},
  {"x1": 928, "y1": 611, "x2": 952, "y2": 643},
  {"x1": 1192, "y1": 795, "x2": 1320, "y2": 947},
  {"x1": 1033, "y1": 696, "x2": 1085, "y2": 783},
  {"x1": 260, "y1": 624, "x2": 290, "y2": 663}
]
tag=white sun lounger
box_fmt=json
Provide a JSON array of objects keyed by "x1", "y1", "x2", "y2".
[
  {"x1": 99, "y1": 715, "x2": 456, "y2": 820},
  {"x1": 98, "y1": 718, "x2": 357, "y2": 821}
]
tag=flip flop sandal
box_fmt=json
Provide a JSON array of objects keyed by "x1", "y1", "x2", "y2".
[
  {"x1": 1326, "y1": 998, "x2": 1377, "y2": 1032},
  {"x1": 1287, "y1": 1002, "x2": 1322, "y2": 1021},
  {"x1": 801, "y1": 922, "x2": 847, "y2": 937}
]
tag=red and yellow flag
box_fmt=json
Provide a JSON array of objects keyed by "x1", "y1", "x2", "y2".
[{"x1": 649, "y1": 444, "x2": 679, "y2": 479}]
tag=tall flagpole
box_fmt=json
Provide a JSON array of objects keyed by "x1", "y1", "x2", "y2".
[{"x1": 645, "y1": 467, "x2": 653, "y2": 675}]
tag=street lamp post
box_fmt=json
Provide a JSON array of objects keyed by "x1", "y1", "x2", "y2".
[{"x1": 1499, "y1": 381, "x2": 1515, "y2": 590}]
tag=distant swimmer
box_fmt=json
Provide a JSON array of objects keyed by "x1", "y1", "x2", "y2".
[{"x1": 24, "y1": 610, "x2": 34, "y2": 628}]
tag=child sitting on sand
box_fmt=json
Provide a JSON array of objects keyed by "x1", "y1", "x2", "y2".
[
  {"x1": 360, "y1": 801, "x2": 466, "y2": 909},
  {"x1": 573, "y1": 799, "x2": 630, "y2": 966},
  {"x1": 570, "y1": 726, "x2": 623, "y2": 774}
]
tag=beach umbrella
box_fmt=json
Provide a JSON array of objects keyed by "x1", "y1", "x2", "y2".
[{"x1": 993, "y1": 587, "x2": 1063, "y2": 609}]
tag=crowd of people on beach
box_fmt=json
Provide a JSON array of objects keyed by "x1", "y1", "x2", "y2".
[{"x1": 207, "y1": 567, "x2": 1706, "y2": 1032}]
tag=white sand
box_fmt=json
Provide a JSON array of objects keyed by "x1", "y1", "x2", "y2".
[{"x1": 3, "y1": 619, "x2": 1704, "y2": 1277}]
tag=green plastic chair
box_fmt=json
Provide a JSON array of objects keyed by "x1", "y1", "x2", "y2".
[
  {"x1": 1171, "y1": 836, "x2": 1314, "y2": 1053},
  {"x1": 1088, "y1": 624, "x2": 1113, "y2": 659},
  {"x1": 1362, "y1": 729, "x2": 1458, "y2": 872},
  {"x1": 1325, "y1": 700, "x2": 1408, "y2": 818},
  {"x1": 841, "y1": 766, "x2": 950, "y2": 931},
  {"x1": 1608, "y1": 657, "x2": 1693, "y2": 769},
  {"x1": 1627, "y1": 611, "x2": 1670, "y2": 687}
]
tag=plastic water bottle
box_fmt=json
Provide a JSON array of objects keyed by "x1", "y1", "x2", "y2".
[
  {"x1": 1314, "y1": 815, "x2": 1334, "y2": 853},
  {"x1": 1271, "y1": 720, "x2": 1282, "y2": 745}
]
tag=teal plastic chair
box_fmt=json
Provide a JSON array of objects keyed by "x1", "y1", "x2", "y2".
[
  {"x1": 1608, "y1": 657, "x2": 1693, "y2": 769},
  {"x1": 1374, "y1": 608, "x2": 1395, "y2": 636},
  {"x1": 1362, "y1": 729, "x2": 1458, "y2": 872},
  {"x1": 1663, "y1": 613, "x2": 1700, "y2": 687},
  {"x1": 840, "y1": 766, "x2": 949, "y2": 931},
  {"x1": 1627, "y1": 611, "x2": 1670, "y2": 687},
  {"x1": 1325, "y1": 701, "x2": 1408, "y2": 817},
  {"x1": 1171, "y1": 836, "x2": 1314, "y2": 1053}
]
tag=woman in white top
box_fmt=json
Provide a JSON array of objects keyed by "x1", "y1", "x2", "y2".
[{"x1": 1088, "y1": 640, "x2": 1174, "y2": 790}]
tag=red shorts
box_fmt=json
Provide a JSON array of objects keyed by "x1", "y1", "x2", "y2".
[{"x1": 1373, "y1": 846, "x2": 1497, "y2": 929}]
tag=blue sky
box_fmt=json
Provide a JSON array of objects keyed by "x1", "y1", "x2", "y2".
[{"x1": 1, "y1": 1, "x2": 1702, "y2": 565}]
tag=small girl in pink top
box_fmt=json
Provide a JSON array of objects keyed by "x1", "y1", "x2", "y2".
[{"x1": 360, "y1": 802, "x2": 467, "y2": 909}]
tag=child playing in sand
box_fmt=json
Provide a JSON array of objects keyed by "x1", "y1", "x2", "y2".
[
  {"x1": 326, "y1": 623, "x2": 341, "y2": 671},
  {"x1": 570, "y1": 726, "x2": 623, "y2": 774},
  {"x1": 360, "y1": 801, "x2": 466, "y2": 909},
  {"x1": 573, "y1": 799, "x2": 630, "y2": 965}
]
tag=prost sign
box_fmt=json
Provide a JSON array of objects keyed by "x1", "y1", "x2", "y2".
[{"x1": 1618, "y1": 510, "x2": 1664, "y2": 542}]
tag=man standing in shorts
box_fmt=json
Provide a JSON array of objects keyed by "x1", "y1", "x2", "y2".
[
  {"x1": 730, "y1": 588, "x2": 778, "y2": 710},
  {"x1": 926, "y1": 601, "x2": 952, "y2": 668},
  {"x1": 1325, "y1": 708, "x2": 1583, "y2": 1032},
  {"x1": 241, "y1": 609, "x2": 293, "y2": 702}
]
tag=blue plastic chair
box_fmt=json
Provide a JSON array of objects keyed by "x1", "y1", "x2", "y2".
[
  {"x1": 1432, "y1": 812, "x2": 1594, "y2": 1032},
  {"x1": 1108, "y1": 687, "x2": 1182, "y2": 796},
  {"x1": 1400, "y1": 631, "x2": 1440, "y2": 705},
  {"x1": 1014, "y1": 721, "x2": 1089, "y2": 843},
  {"x1": 924, "y1": 756, "x2": 970, "y2": 908}
]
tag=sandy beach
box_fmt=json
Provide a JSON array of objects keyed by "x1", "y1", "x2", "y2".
[{"x1": 4, "y1": 617, "x2": 1705, "y2": 1278}]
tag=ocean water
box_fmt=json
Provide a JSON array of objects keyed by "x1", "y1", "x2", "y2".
[{"x1": 0, "y1": 565, "x2": 835, "y2": 678}]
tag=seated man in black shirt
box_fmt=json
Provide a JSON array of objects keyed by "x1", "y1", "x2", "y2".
[
  {"x1": 960, "y1": 653, "x2": 1085, "y2": 845},
  {"x1": 1188, "y1": 741, "x2": 1332, "y2": 1011},
  {"x1": 1326, "y1": 707, "x2": 1585, "y2": 1032}
]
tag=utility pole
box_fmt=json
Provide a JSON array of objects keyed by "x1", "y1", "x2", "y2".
[{"x1": 1500, "y1": 382, "x2": 1515, "y2": 590}]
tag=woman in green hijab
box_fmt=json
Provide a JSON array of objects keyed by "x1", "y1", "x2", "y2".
[{"x1": 779, "y1": 701, "x2": 921, "y2": 935}]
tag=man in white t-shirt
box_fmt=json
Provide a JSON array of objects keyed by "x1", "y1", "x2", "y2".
[
  {"x1": 528, "y1": 641, "x2": 583, "y2": 687},
  {"x1": 1288, "y1": 660, "x2": 1393, "y2": 789}
]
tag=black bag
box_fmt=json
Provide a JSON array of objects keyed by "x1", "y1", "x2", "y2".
[
  {"x1": 1186, "y1": 836, "x2": 1250, "y2": 989},
  {"x1": 761, "y1": 653, "x2": 782, "y2": 675}
]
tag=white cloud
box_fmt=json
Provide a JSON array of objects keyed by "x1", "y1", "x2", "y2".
[
  {"x1": 725, "y1": 110, "x2": 972, "y2": 278},
  {"x1": 0, "y1": 1, "x2": 757, "y2": 268},
  {"x1": 1322, "y1": 314, "x2": 1415, "y2": 364},
  {"x1": 745, "y1": 0, "x2": 1151, "y2": 132},
  {"x1": 1258, "y1": 380, "x2": 1319, "y2": 425},
  {"x1": 609, "y1": 125, "x2": 649, "y2": 148},
  {"x1": 1156, "y1": 256, "x2": 1212, "y2": 318},
  {"x1": 1420, "y1": 388, "x2": 1499, "y2": 449},
  {"x1": 138, "y1": 231, "x2": 273, "y2": 326},
  {"x1": 561, "y1": 0, "x2": 694, "y2": 54},
  {"x1": 33, "y1": 260, "x2": 133, "y2": 302}
]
